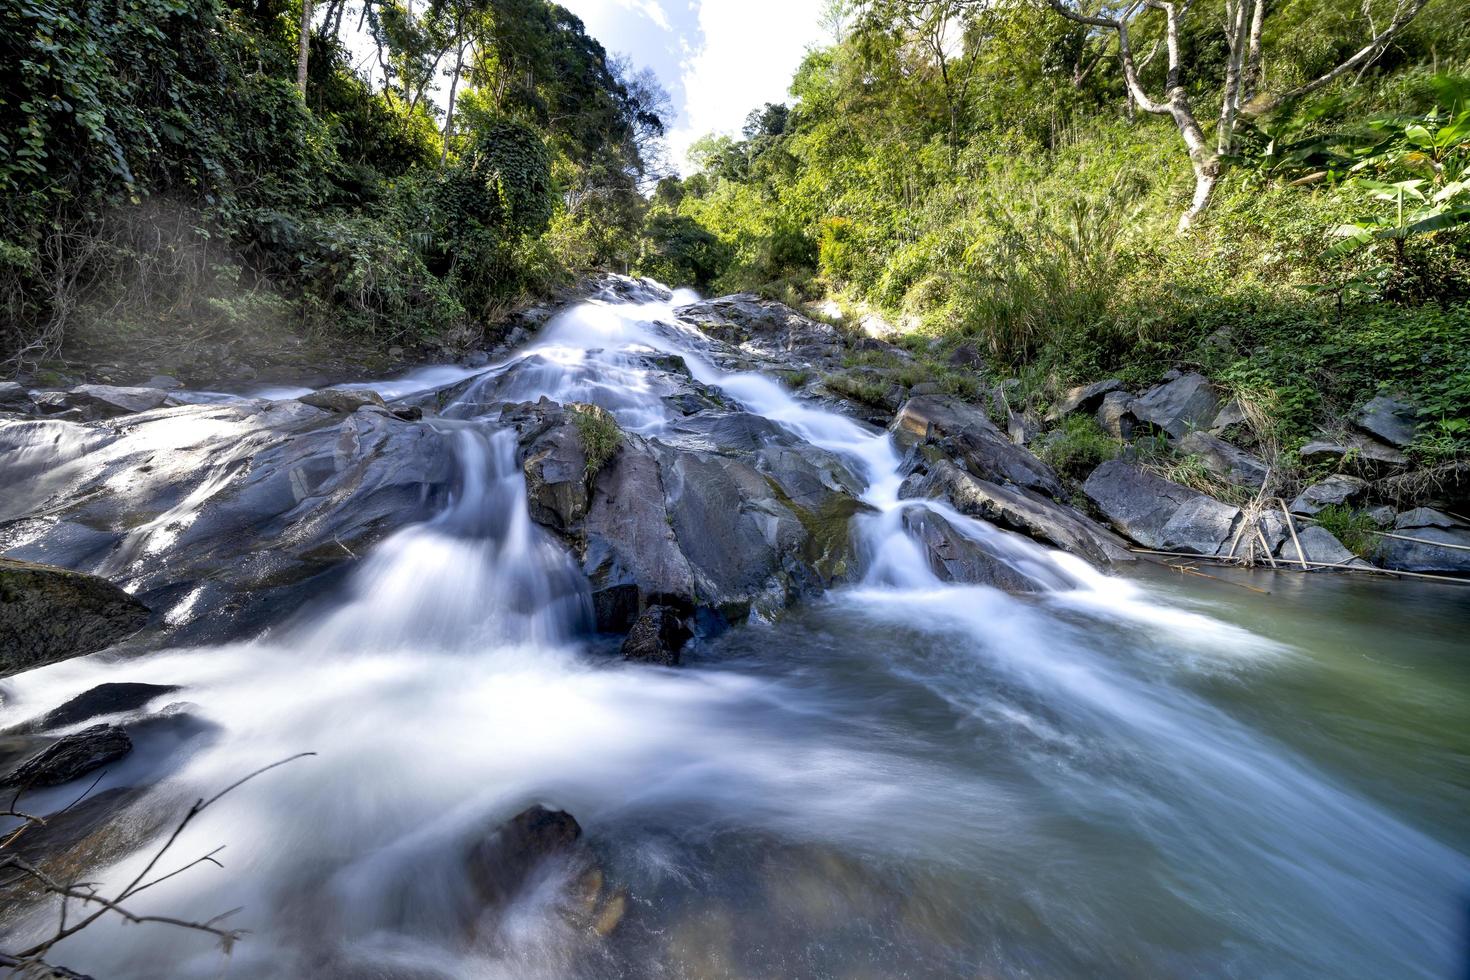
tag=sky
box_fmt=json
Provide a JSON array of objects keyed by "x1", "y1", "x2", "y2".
[{"x1": 557, "y1": 0, "x2": 831, "y2": 171}]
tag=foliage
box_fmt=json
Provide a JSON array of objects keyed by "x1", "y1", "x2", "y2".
[
  {"x1": 1311, "y1": 504, "x2": 1380, "y2": 558},
  {"x1": 570, "y1": 403, "x2": 622, "y2": 477},
  {"x1": 1039, "y1": 415, "x2": 1120, "y2": 484}
]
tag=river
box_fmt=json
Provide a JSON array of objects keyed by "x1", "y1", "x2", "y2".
[{"x1": 3, "y1": 283, "x2": 1467, "y2": 979}]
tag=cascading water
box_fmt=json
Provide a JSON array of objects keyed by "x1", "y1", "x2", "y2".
[{"x1": 2, "y1": 281, "x2": 1467, "y2": 979}]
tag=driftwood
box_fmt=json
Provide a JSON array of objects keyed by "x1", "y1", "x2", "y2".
[{"x1": 1128, "y1": 548, "x2": 1470, "y2": 585}]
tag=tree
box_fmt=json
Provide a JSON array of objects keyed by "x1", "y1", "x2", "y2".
[{"x1": 1045, "y1": 0, "x2": 1438, "y2": 230}]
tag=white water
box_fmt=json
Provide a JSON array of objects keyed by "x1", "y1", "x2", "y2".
[{"x1": 2, "y1": 282, "x2": 1466, "y2": 978}]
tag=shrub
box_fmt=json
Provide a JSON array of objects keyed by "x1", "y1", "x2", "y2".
[
  {"x1": 570, "y1": 404, "x2": 622, "y2": 478},
  {"x1": 1039, "y1": 415, "x2": 1120, "y2": 483}
]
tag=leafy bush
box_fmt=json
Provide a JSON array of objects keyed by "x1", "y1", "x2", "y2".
[
  {"x1": 1039, "y1": 415, "x2": 1120, "y2": 483},
  {"x1": 1311, "y1": 505, "x2": 1380, "y2": 558},
  {"x1": 570, "y1": 404, "x2": 622, "y2": 478}
]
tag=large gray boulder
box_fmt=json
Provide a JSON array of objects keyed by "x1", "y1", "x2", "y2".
[
  {"x1": 1047, "y1": 379, "x2": 1123, "y2": 421},
  {"x1": 1278, "y1": 526, "x2": 1370, "y2": 569},
  {"x1": 1129, "y1": 373, "x2": 1221, "y2": 437},
  {"x1": 1376, "y1": 509, "x2": 1470, "y2": 573},
  {"x1": 0, "y1": 382, "x2": 30, "y2": 412},
  {"x1": 0, "y1": 559, "x2": 150, "y2": 678},
  {"x1": 903, "y1": 460, "x2": 1133, "y2": 566},
  {"x1": 899, "y1": 507, "x2": 1050, "y2": 592},
  {"x1": 891, "y1": 395, "x2": 1064, "y2": 499},
  {"x1": 1096, "y1": 390, "x2": 1136, "y2": 439},
  {"x1": 298, "y1": 387, "x2": 387, "y2": 413},
  {"x1": 676, "y1": 295, "x2": 847, "y2": 368},
  {"x1": 1354, "y1": 395, "x2": 1419, "y2": 448},
  {"x1": 1299, "y1": 434, "x2": 1408, "y2": 470},
  {"x1": 1082, "y1": 460, "x2": 1241, "y2": 554},
  {"x1": 1289, "y1": 474, "x2": 1369, "y2": 516},
  {"x1": 1176, "y1": 431, "x2": 1269, "y2": 488}
]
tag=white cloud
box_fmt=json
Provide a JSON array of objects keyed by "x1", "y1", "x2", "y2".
[
  {"x1": 619, "y1": 0, "x2": 672, "y2": 30},
  {"x1": 668, "y1": 0, "x2": 829, "y2": 172}
]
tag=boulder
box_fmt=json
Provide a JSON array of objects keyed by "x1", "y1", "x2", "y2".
[
  {"x1": 1129, "y1": 373, "x2": 1221, "y2": 437},
  {"x1": 467, "y1": 805, "x2": 583, "y2": 909},
  {"x1": 1209, "y1": 400, "x2": 1247, "y2": 435},
  {"x1": 522, "y1": 411, "x2": 592, "y2": 534},
  {"x1": 2, "y1": 724, "x2": 132, "y2": 788},
  {"x1": 297, "y1": 387, "x2": 387, "y2": 413},
  {"x1": 857, "y1": 312, "x2": 898, "y2": 340},
  {"x1": 904, "y1": 460, "x2": 1133, "y2": 566},
  {"x1": 621, "y1": 605, "x2": 692, "y2": 666},
  {"x1": 1299, "y1": 435, "x2": 1408, "y2": 470},
  {"x1": 20, "y1": 683, "x2": 181, "y2": 733},
  {"x1": 1176, "y1": 431, "x2": 1269, "y2": 488},
  {"x1": 1096, "y1": 390, "x2": 1136, "y2": 440},
  {"x1": 1394, "y1": 507, "x2": 1461, "y2": 531},
  {"x1": 1047, "y1": 379, "x2": 1122, "y2": 421},
  {"x1": 1007, "y1": 412, "x2": 1040, "y2": 447},
  {"x1": 676, "y1": 295, "x2": 846, "y2": 369},
  {"x1": 0, "y1": 382, "x2": 30, "y2": 412},
  {"x1": 1365, "y1": 506, "x2": 1396, "y2": 528},
  {"x1": 899, "y1": 507, "x2": 1049, "y2": 592},
  {"x1": 0, "y1": 559, "x2": 150, "y2": 678},
  {"x1": 142, "y1": 375, "x2": 184, "y2": 391},
  {"x1": 1376, "y1": 509, "x2": 1470, "y2": 574},
  {"x1": 1289, "y1": 474, "x2": 1369, "y2": 516},
  {"x1": 890, "y1": 395, "x2": 1064, "y2": 499},
  {"x1": 35, "y1": 384, "x2": 176, "y2": 419},
  {"x1": 1082, "y1": 460, "x2": 1240, "y2": 554},
  {"x1": 1277, "y1": 526, "x2": 1370, "y2": 569},
  {"x1": 1354, "y1": 395, "x2": 1419, "y2": 448}
]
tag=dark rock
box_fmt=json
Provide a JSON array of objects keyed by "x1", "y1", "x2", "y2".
[
  {"x1": 297, "y1": 387, "x2": 387, "y2": 413},
  {"x1": 948, "y1": 344, "x2": 982, "y2": 367},
  {"x1": 676, "y1": 295, "x2": 846, "y2": 368},
  {"x1": 23, "y1": 683, "x2": 181, "y2": 732},
  {"x1": 1082, "y1": 460, "x2": 1240, "y2": 554},
  {"x1": 1277, "y1": 526, "x2": 1370, "y2": 569},
  {"x1": 1209, "y1": 400, "x2": 1247, "y2": 434},
  {"x1": 467, "y1": 805, "x2": 583, "y2": 909},
  {"x1": 900, "y1": 507, "x2": 1050, "y2": 592},
  {"x1": 1129, "y1": 373, "x2": 1221, "y2": 437},
  {"x1": 390, "y1": 405, "x2": 424, "y2": 422},
  {"x1": 621, "y1": 605, "x2": 692, "y2": 665},
  {"x1": 1176, "y1": 431, "x2": 1269, "y2": 488},
  {"x1": 0, "y1": 382, "x2": 30, "y2": 411},
  {"x1": 1394, "y1": 507, "x2": 1462, "y2": 531},
  {"x1": 142, "y1": 375, "x2": 183, "y2": 390},
  {"x1": 2, "y1": 724, "x2": 131, "y2": 788},
  {"x1": 890, "y1": 395, "x2": 1064, "y2": 499},
  {"x1": 1289, "y1": 475, "x2": 1369, "y2": 516},
  {"x1": 0, "y1": 559, "x2": 150, "y2": 678},
  {"x1": 1007, "y1": 412, "x2": 1040, "y2": 447},
  {"x1": 1096, "y1": 390, "x2": 1136, "y2": 440},
  {"x1": 1365, "y1": 505, "x2": 1396, "y2": 528},
  {"x1": 523, "y1": 411, "x2": 591, "y2": 534},
  {"x1": 1354, "y1": 395, "x2": 1419, "y2": 448},
  {"x1": 1299, "y1": 435, "x2": 1408, "y2": 470},
  {"x1": 1375, "y1": 515, "x2": 1470, "y2": 573},
  {"x1": 1046, "y1": 379, "x2": 1122, "y2": 421},
  {"x1": 905, "y1": 461, "x2": 1133, "y2": 565},
  {"x1": 35, "y1": 385, "x2": 176, "y2": 419}
]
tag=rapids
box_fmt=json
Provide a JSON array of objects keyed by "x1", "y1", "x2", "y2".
[{"x1": 2, "y1": 282, "x2": 1467, "y2": 979}]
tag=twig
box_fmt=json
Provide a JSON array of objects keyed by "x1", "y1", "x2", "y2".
[
  {"x1": 1278, "y1": 498, "x2": 1310, "y2": 570},
  {"x1": 1129, "y1": 548, "x2": 1470, "y2": 584}
]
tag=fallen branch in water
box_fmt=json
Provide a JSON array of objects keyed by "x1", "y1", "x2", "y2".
[
  {"x1": 1, "y1": 753, "x2": 315, "y2": 977},
  {"x1": 1128, "y1": 548, "x2": 1470, "y2": 585}
]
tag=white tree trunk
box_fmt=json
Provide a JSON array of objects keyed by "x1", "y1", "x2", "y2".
[{"x1": 296, "y1": 0, "x2": 312, "y2": 95}]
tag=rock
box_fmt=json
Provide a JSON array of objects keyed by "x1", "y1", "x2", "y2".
[
  {"x1": 890, "y1": 395, "x2": 1064, "y2": 499},
  {"x1": 905, "y1": 460, "x2": 1133, "y2": 566},
  {"x1": 1394, "y1": 507, "x2": 1462, "y2": 530},
  {"x1": 948, "y1": 344, "x2": 982, "y2": 367},
  {"x1": 1299, "y1": 435, "x2": 1408, "y2": 470},
  {"x1": 142, "y1": 375, "x2": 183, "y2": 390},
  {"x1": 2, "y1": 724, "x2": 132, "y2": 788},
  {"x1": 467, "y1": 805, "x2": 583, "y2": 909},
  {"x1": 297, "y1": 387, "x2": 387, "y2": 413},
  {"x1": 35, "y1": 384, "x2": 176, "y2": 419},
  {"x1": 1129, "y1": 373, "x2": 1221, "y2": 438},
  {"x1": 522, "y1": 410, "x2": 592, "y2": 534},
  {"x1": 1289, "y1": 474, "x2": 1370, "y2": 516},
  {"x1": 22, "y1": 683, "x2": 181, "y2": 732},
  {"x1": 858, "y1": 312, "x2": 898, "y2": 340},
  {"x1": 390, "y1": 405, "x2": 423, "y2": 422},
  {"x1": 1046, "y1": 379, "x2": 1122, "y2": 421},
  {"x1": 0, "y1": 382, "x2": 30, "y2": 411},
  {"x1": 1365, "y1": 506, "x2": 1396, "y2": 528},
  {"x1": 899, "y1": 507, "x2": 1051, "y2": 592},
  {"x1": 1176, "y1": 431, "x2": 1269, "y2": 488},
  {"x1": 0, "y1": 559, "x2": 150, "y2": 678},
  {"x1": 676, "y1": 295, "x2": 846, "y2": 368},
  {"x1": 1096, "y1": 390, "x2": 1136, "y2": 440},
  {"x1": 1354, "y1": 395, "x2": 1419, "y2": 448},
  {"x1": 1007, "y1": 412, "x2": 1040, "y2": 446},
  {"x1": 1209, "y1": 399, "x2": 1247, "y2": 434},
  {"x1": 1277, "y1": 526, "x2": 1370, "y2": 569},
  {"x1": 621, "y1": 605, "x2": 692, "y2": 665},
  {"x1": 1082, "y1": 460, "x2": 1240, "y2": 554}
]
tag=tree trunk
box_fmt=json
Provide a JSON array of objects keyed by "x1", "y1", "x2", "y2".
[
  {"x1": 296, "y1": 0, "x2": 312, "y2": 95},
  {"x1": 1179, "y1": 158, "x2": 1221, "y2": 232},
  {"x1": 441, "y1": 39, "x2": 466, "y2": 164}
]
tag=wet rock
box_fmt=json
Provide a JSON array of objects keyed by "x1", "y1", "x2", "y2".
[
  {"x1": 621, "y1": 605, "x2": 692, "y2": 666},
  {"x1": 676, "y1": 295, "x2": 846, "y2": 368},
  {"x1": 1354, "y1": 395, "x2": 1419, "y2": 448},
  {"x1": 297, "y1": 387, "x2": 387, "y2": 413},
  {"x1": 1096, "y1": 390, "x2": 1136, "y2": 440},
  {"x1": 2, "y1": 724, "x2": 131, "y2": 788},
  {"x1": 467, "y1": 805, "x2": 583, "y2": 909},
  {"x1": 1289, "y1": 474, "x2": 1369, "y2": 516},
  {"x1": 390, "y1": 405, "x2": 424, "y2": 422},
  {"x1": 22, "y1": 683, "x2": 181, "y2": 732},
  {"x1": 0, "y1": 559, "x2": 150, "y2": 678},
  {"x1": 1176, "y1": 431, "x2": 1269, "y2": 488},
  {"x1": 900, "y1": 507, "x2": 1049, "y2": 592},
  {"x1": 890, "y1": 395, "x2": 1064, "y2": 499},
  {"x1": 1046, "y1": 379, "x2": 1122, "y2": 421},
  {"x1": 523, "y1": 411, "x2": 591, "y2": 533},
  {"x1": 1082, "y1": 460, "x2": 1239, "y2": 554},
  {"x1": 905, "y1": 460, "x2": 1133, "y2": 566},
  {"x1": 1375, "y1": 511, "x2": 1470, "y2": 573},
  {"x1": 1277, "y1": 526, "x2": 1370, "y2": 569},
  {"x1": 1129, "y1": 373, "x2": 1220, "y2": 438},
  {"x1": 143, "y1": 375, "x2": 183, "y2": 390},
  {"x1": 1299, "y1": 435, "x2": 1408, "y2": 470},
  {"x1": 35, "y1": 384, "x2": 177, "y2": 419}
]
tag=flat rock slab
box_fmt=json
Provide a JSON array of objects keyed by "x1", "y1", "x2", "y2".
[
  {"x1": 1278, "y1": 526, "x2": 1370, "y2": 569},
  {"x1": 1082, "y1": 459, "x2": 1240, "y2": 555},
  {"x1": 19, "y1": 682, "x2": 181, "y2": 733},
  {"x1": 1376, "y1": 511, "x2": 1470, "y2": 573},
  {"x1": 891, "y1": 395, "x2": 1064, "y2": 499},
  {"x1": 1299, "y1": 435, "x2": 1408, "y2": 470},
  {"x1": 1176, "y1": 431, "x2": 1268, "y2": 488},
  {"x1": 1130, "y1": 373, "x2": 1221, "y2": 438},
  {"x1": 1289, "y1": 474, "x2": 1370, "y2": 516},
  {"x1": 1355, "y1": 395, "x2": 1419, "y2": 448},
  {"x1": 0, "y1": 559, "x2": 150, "y2": 678},
  {"x1": 1048, "y1": 379, "x2": 1122, "y2": 421}
]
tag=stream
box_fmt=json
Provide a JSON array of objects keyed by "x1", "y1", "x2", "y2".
[{"x1": 2, "y1": 283, "x2": 1468, "y2": 979}]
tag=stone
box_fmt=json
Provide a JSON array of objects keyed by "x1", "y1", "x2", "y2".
[
  {"x1": 1375, "y1": 521, "x2": 1470, "y2": 574},
  {"x1": 467, "y1": 805, "x2": 583, "y2": 909},
  {"x1": 36, "y1": 385, "x2": 176, "y2": 419},
  {"x1": 620, "y1": 605, "x2": 692, "y2": 666},
  {"x1": 1299, "y1": 436, "x2": 1408, "y2": 470},
  {"x1": 142, "y1": 375, "x2": 183, "y2": 390},
  {"x1": 1129, "y1": 373, "x2": 1221, "y2": 438},
  {"x1": 1289, "y1": 474, "x2": 1370, "y2": 516},
  {"x1": 890, "y1": 395, "x2": 1064, "y2": 499},
  {"x1": 1209, "y1": 399, "x2": 1247, "y2": 434},
  {"x1": 21, "y1": 683, "x2": 181, "y2": 733},
  {"x1": 1365, "y1": 506, "x2": 1396, "y2": 528},
  {"x1": 1082, "y1": 460, "x2": 1240, "y2": 554},
  {"x1": 1176, "y1": 431, "x2": 1269, "y2": 488},
  {"x1": 522, "y1": 410, "x2": 591, "y2": 534},
  {"x1": 948, "y1": 344, "x2": 981, "y2": 367},
  {"x1": 1007, "y1": 412, "x2": 1040, "y2": 446},
  {"x1": 0, "y1": 382, "x2": 30, "y2": 411},
  {"x1": 2, "y1": 724, "x2": 131, "y2": 788},
  {"x1": 899, "y1": 507, "x2": 1050, "y2": 592},
  {"x1": 905, "y1": 460, "x2": 1133, "y2": 566},
  {"x1": 0, "y1": 559, "x2": 150, "y2": 678},
  {"x1": 1394, "y1": 507, "x2": 1463, "y2": 530},
  {"x1": 1046, "y1": 379, "x2": 1122, "y2": 421},
  {"x1": 1354, "y1": 395, "x2": 1419, "y2": 448},
  {"x1": 858, "y1": 312, "x2": 898, "y2": 340},
  {"x1": 1277, "y1": 526, "x2": 1369, "y2": 569},
  {"x1": 297, "y1": 387, "x2": 387, "y2": 413},
  {"x1": 1096, "y1": 390, "x2": 1136, "y2": 440}
]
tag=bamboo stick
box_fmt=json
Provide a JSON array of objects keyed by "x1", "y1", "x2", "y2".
[
  {"x1": 1279, "y1": 498, "x2": 1310, "y2": 570},
  {"x1": 1126, "y1": 548, "x2": 1470, "y2": 585}
]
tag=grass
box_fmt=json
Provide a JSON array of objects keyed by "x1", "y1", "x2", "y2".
[
  {"x1": 1037, "y1": 415, "x2": 1120, "y2": 484},
  {"x1": 1311, "y1": 504, "x2": 1380, "y2": 558},
  {"x1": 570, "y1": 403, "x2": 622, "y2": 478}
]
